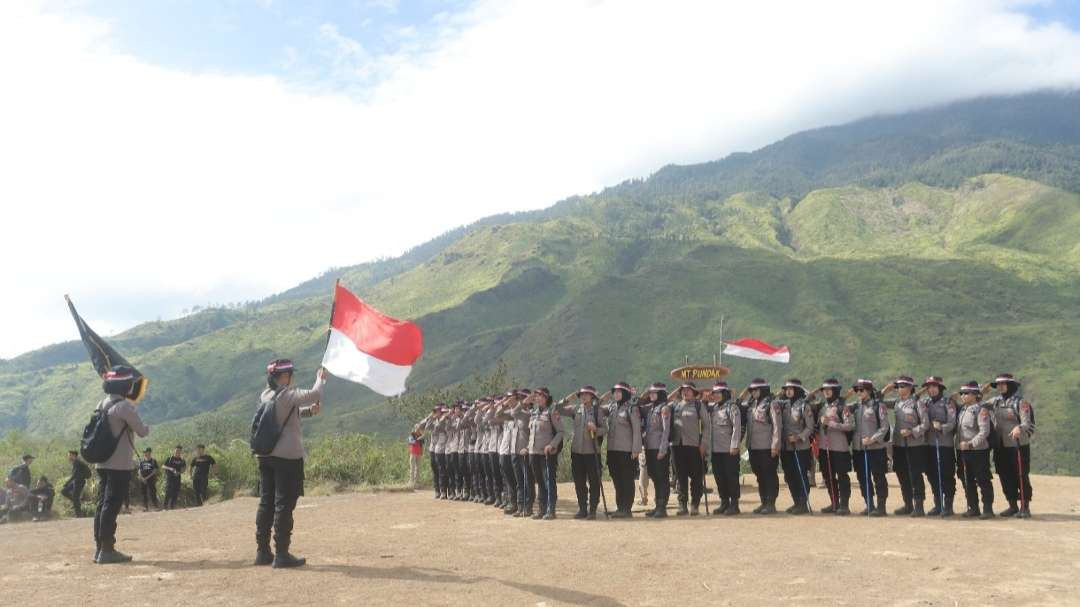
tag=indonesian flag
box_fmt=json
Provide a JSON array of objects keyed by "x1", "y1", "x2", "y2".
[
  {"x1": 723, "y1": 338, "x2": 790, "y2": 364},
  {"x1": 321, "y1": 284, "x2": 424, "y2": 396}
]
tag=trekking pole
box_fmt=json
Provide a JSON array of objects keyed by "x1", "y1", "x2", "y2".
[
  {"x1": 823, "y1": 431, "x2": 837, "y2": 511},
  {"x1": 902, "y1": 433, "x2": 916, "y2": 510},
  {"x1": 702, "y1": 410, "x2": 711, "y2": 515},
  {"x1": 863, "y1": 448, "x2": 872, "y2": 518},
  {"x1": 591, "y1": 431, "x2": 610, "y2": 518},
  {"x1": 1015, "y1": 444, "x2": 1028, "y2": 517},
  {"x1": 791, "y1": 443, "x2": 812, "y2": 514},
  {"x1": 934, "y1": 434, "x2": 945, "y2": 518},
  {"x1": 520, "y1": 454, "x2": 529, "y2": 515},
  {"x1": 542, "y1": 450, "x2": 553, "y2": 516}
]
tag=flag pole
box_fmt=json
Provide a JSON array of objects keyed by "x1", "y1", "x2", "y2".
[
  {"x1": 718, "y1": 315, "x2": 724, "y2": 367},
  {"x1": 325, "y1": 279, "x2": 340, "y2": 351}
]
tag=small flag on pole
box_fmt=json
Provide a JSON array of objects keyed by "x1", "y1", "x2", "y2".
[
  {"x1": 65, "y1": 295, "x2": 149, "y2": 401},
  {"x1": 722, "y1": 338, "x2": 790, "y2": 364},
  {"x1": 321, "y1": 283, "x2": 423, "y2": 396}
]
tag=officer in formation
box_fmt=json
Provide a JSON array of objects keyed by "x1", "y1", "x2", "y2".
[{"x1": 413, "y1": 373, "x2": 1036, "y2": 522}]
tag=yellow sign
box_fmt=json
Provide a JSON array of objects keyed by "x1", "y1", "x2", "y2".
[{"x1": 670, "y1": 365, "x2": 730, "y2": 381}]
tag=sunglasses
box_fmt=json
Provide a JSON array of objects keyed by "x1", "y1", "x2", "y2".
[{"x1": 853, "y1": 388, "x2": 868, "y2": 393}]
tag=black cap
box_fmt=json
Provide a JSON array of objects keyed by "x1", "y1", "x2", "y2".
[{"x1": 22, "y1": 454, "x2": 34, "y2": 461}]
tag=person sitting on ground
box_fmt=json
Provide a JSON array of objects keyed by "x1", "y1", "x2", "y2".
[
  {"x1": 30, "y1": 476, "x2": 55, "y2": 522},
  {"x1": 3, "y1": 477, "x2": 31, "y2": 522}
]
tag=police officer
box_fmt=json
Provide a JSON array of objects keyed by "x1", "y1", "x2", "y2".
[
  {"x1": 431, "y1": 406, "x2": 451, "y2": 499},
  {"x1": 814, "y1": 379, "x2": 854, "y2": 515},
  {"x1": 162, "y1": 445, "x2": 186, "y2": 510},
  {"x1": 703, "y1": 381, "x2": 741, "y2": 515},
  {"x1": 641, "y1": 383, "x2": 672, "y2": 518},
  {"x1": 190, "y1": 445, "x2": 216, "y2": 506},
  {"x1": 956, "y1": 381, "x2": 994, "y2": 519},
  {"x1": 556, "y1": 385, "x2": 608, "y2": 520},
  {"x1": 670, "y1": 383, "x2": 706, "y2": 516},
  {"x1": 93, "y1": 366, "x2": 151, "y2": 564},
  {"x1": 61, "y1": 451, "x2": 92, "y2": 518},
  {"x1": 445, "y1": 402, "x2": 464, "y2": 500},
  {"x1": 507, "y1": 390, "x2": 536, "y2": 517},
  {"x1": 253, "y1": 359, "x2": 325, "y2": 568},
  {"x1": 985, "y1": 373, "x2": 1034, "y2": 518},
  {"x1": 778, "y1": 379, "x2": 814, "y2": 515},
  {"x1": 602, "y1": 382, "x2": 642, "y2": 518},
  {"x1": 413, "y1": 407, "x2": 444, "y2": 499},
  {"x1": 482, "y1": 399, "x2": 504, "y2": 508},
  {"x1": 882, "y1": 376, "x2": 930, "y2": 517},
  {"x1": 494, "y1": 395, "x2": 519, "y2": 514},
  {"x1": 850, "y1": 379, "x2": 890, "y2": 516},
  {"x1": 740, "y1": 378, "x2": 781, "y2": 515},
  {"x1": 137, "y1": 447, "x2": 160, "y2": 511},
  {"x1": 921, "y1": 376, "x2": 957, "y2": 516},
  {"x1": 526, "y1": 388, "x2": 563, "y2": 520}
]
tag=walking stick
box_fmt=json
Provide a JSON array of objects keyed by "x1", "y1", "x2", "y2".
[
  {"x1": 823, "y1": 430, "x2": 837, "y2": 511},
  {"x1": 520, "y1": 453, "x2": 529, "y2": 515},
  {"x1": 1015, "y1": 444, "x2": 1028, "y2": 517},
  {"x1": 702, "y1": 410, "x2": 711, "y2": 515},
  {"x1": 791, "y1": 443, "x2": 812, "y2": 514},
  {"x1": 902, "y1": 432, "x2": 916, "y2": 510},
  {"x1": 590, "y1": 430, "x2": 610, "y2": 518},
  {"x1": 934, "y1": 434, "x2": 945, "y2": 517},
  {"x1": 542, "y1": 450, "x2": 553, "y2": 516},
  {"x1": 863, "y1": 448, "x2": 872, "y2": 517}
]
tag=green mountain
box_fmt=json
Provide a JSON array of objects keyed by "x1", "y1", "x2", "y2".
[{"x1": 3, "y1": 91, "x2": 1079, "y2": 473}]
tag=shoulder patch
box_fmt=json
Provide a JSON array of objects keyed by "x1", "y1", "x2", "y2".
[
  {"x1": 979, "y1": 409, "x2": 990, "y2": 419},
  {"x1": 661, "y1": 408, "x2": 670, "y2": 417}
]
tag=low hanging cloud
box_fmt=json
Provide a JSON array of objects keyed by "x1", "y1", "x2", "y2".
[{"x1": 1, "y1": 0, "x2": 1079, "y2": 357}]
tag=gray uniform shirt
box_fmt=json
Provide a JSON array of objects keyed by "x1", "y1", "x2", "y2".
[
  {"x1": 852, "y1": 398, "x2": 890, "y2": 451},
  {"x1": 670, "y1": 400, "x2": 704, "y2": 448},
  {"x1": 604, "y1": 402, "x2": 642, "y2": 454},
  {"x1": 703, "y1": 401, "x2": 741, "y2": 453},
  {"x1": 642, "y1": 402, "x2": 671, "y2": 454},
  {"x1": 431, "y1": 417, "x2": 449, "y2": 454},
  {"x1": 744, "y1": 397, "x2": 781, "y2": 451},
  {"x1": 816, "y1": 399, "x2": 855, "y2": 452},
  {"x1": 498, "y1": 417, "x2": 514, "y2": 455},
  {"x1": 556, "y1": 401, "x2": 608, "y2": 455},
  {"x1": 526, "y1": 406, "x2": 563, "y2": 455},
  {"x1": 95, "y1": 396, "x2": 150, "y2": 471},
  {"x1": 503, "y1": 405, "x2": 533, "y2": 455},
  {"x1": 261, "y1": 376, "x2": 324, "y2": 460},
  {"x1": 888, "y1": 396, "x2": 930, "y2": 447},
  {"x1": 989, "y1": 395, "x2": 1034, "y2": 447},
  {"x1": 778, "y1": 398, "x2": 814, "y2": 451},
  {"x1": 923, "y1": 396, "x2": 957, "y2": 447},
  {"x1": 957, "y1": 403, "x2": 992, "y2": 450}
]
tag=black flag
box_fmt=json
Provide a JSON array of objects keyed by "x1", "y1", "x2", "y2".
[{"x1": 65, "y1": 295, "x2": 148, "y2": 402}]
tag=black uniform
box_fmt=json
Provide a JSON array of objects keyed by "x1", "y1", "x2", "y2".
[
  {"x1": 138, "y1": 458, "x2": 160, "y2": 510},
  {"x1": 61, "y1": 459, "x2": 92, "y2": 517},
  {"x1": 190, "y1": 455, "x2": 216, "y2": 506},
  {"x1": 8, "y1": 463, "x2": 31, "y2": 488},
  {"x1": 163, "y1": 457, "x2": 186, "y2": 509}
]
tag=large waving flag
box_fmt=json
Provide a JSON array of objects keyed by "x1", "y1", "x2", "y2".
[
  {"x1": 723, "y1": 338, "x2": 790, "y2": 364},
  {"x1": 321, "y1": 283, "x2": 424, "y2": 396},
  {"x1": 65, "y1": 295, "x2": 149, "y2": 401}
]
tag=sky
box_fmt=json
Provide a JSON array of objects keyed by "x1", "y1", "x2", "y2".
[{"x1": 1, "y1": 0, "x2": 1080, "y2": 358}]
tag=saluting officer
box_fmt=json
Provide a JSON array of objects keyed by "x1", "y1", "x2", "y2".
[
  {"x1": 741, "y1": 378, "x2": 781, "y2": 515},
  {"x1": 956, "y1": 381, "x2": 994, "y2": 519},
  {"x1": 494, "y1": 394, "x2": 519, "y2": 515},
  {"x1": 778, "y1": 379, "x2": 814, "y2": 515},
  {"x1": 602, "y1": 382, "x2": 642, "y2": 518},
  {"x1": 814, "y1": 379, "x2": 854, "y2": 515},
  {"x1": 882, "y1": 376, "x2": 930, "y2": 517},
  {"x1": 526, "y1": 388, "x2": 562, "y2": 520},
  {"x1": 703, "y1": 381, "x2": 741, "y2": 515},
  {"x1": 641, "y1": 383, "x2": 672, "y2": 518},
  {"x1": 670, "y1": 382, "x2": 706, "y2": 516},
  {"x1": 921, "y1": 376, "x2": 957, "y2": 516},
  {"x1": 556, "y1": 385, "x2": 608, "y2": 520},
  {"x1": 986, "y1": 373, "x2": 1034, "y2": 518},
  {"x1": 850, "y1": 379, "x2": 889, "y2": 516}
]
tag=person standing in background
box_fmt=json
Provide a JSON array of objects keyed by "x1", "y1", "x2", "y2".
[
  {"x1": 162, "y1": 446, "x2": 186, "y2": 510},
  {"x1": 408, "y1": 431, "x2": 423, "y2": 488},
  {"x1": 189, "y1": 445, "x2": 216, "y2": 506},
  {"x1": 137, "y1": 448, "x2": 160, "y2": 512},
  {"x1": 62, "y1": 451, "x2": 92, "y2": 518}
]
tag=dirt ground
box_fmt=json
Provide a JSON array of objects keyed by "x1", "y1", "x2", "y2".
[{"x1": 3, "y1": 473, "x2": 1079, "y2": 606}]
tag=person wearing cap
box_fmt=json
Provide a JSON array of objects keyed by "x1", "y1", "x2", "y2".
[
  {"x1": 495, "y1": 391, "x2": 530, "y2": 515},
  {"x1": 956, "y1": 381, "x2": 994, "y2": 519},
  {"x1": 811, "y1": 379, "x2": 854, "y2": 515},
  {"x1": 254, "y1": 359, "x2": 326, "y2": 568},
  {"x1": 432, "y1": 407, "x2": 452, "y2": 499},
  {"x1": 738, "y1": 379, "x2": 781, "y2": 515},
  {"x1": 189, "y1": 445, "x2": 216, "y2": 506},
  {"x1": 920, "y1": 376, "x2": 957, "y2": 516},
  {"x1": 481, "y1": 400, "x2": 504, "y2": 508},
  {"x1": 556, "y1": 385, "x2": 608, "y2": 519},
  {"x1": 416, "y1": 406, "x2": 448, "y2": 499},
  {"x1": 444, "y1": 402, "x2": 464, "y2": 500},
  {"x1": 777, "y1": 379, "x2": 814, "y2": 515},
  {"x1": 849, "y1": 379, "x2": 890, "y2": 516},
  {"x1": 985, "y1": 373, "x2": 1034, "y2": 518},
  {"x1": 8, "y1": 454, "x2": 33, "y2": 489},
  {"x1": 703, "y1": 381, "x2": 742, "y2": 515},
  {"x1": 640, "y1": 383, "x2": 672, "y2": 518},
  {"x1": 881, "y1": 376, "x2": 931, "y2": 517},
  {"x1": 599, "y1": 382, "x2": 642, "y2": 518},
  {"x1": 93, "y1": 365, "x2": 151, "y2": 564},
  {"x1": 137, "y1": 447, "x2": 160, "y2": 512},
  {"x1": 460, "y1": 403, "x2": 481, "y2": 502},
  {"x1": 162, "y1": 445, "x2": 186, "y2": 510},
  {"x1": 670, "y1": 382, "x2": 706, "y2": 516},
  {"x1": 61, "y1": 450, "x2": 92, "y2": 517},
  {"x1": 520, "y1": 389, "x2": 562, "y2": 519}
]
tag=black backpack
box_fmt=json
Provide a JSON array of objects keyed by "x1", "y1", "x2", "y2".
[
  {"x1": 250, "y1": 390, "x2": 297, "y2": 456},
  {"x1": 80, "y1": 398, "x2": 127, "y2": 464}
]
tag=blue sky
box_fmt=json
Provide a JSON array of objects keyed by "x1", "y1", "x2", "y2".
[{"x1": 3, "y1": 0, "x2": 1080, "y2": 357}]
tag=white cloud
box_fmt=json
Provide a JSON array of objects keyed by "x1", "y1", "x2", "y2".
[{"x1": 1, "y1": 0, "x2": 1079, "y2": 358}]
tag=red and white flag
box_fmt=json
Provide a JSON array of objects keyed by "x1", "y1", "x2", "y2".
[
  {"x1": 321, "y1": 284, "x2": 424, "y2": 396},
  {"x1": 723, "y1": 338, "x2": 790, "y2": 364}
]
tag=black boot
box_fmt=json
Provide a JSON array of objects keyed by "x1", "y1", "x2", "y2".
[
  {"x1": 999, "y1": 501, "x2": 1019, "y2": 518},
  {"x1": 676, "y1": 501, "x2": 689, "y2": 516},
  {"x1": 760, "y1": 501, "x2": 777, "y2": 515},
  {"x1": 894, "y1": 501, "x2": 913, "y2": 516},
  {"x1": 836, "y1": 498, "x2": 850, "y2": 516},
  {"x1": 723, "y1": 502, "x2": 740, "y2": 516},
  {"x1": 1017, "y1": 505, "x2": 1032, "y2": 519},
  {"x1": 871, "y1": 500, "x2": 886, "y2": 517},
  {"x1": 911, "y1": 501, "x2": 925, "y2": 517},
  {"x1": 943, "y1": 495, "x2": 955, "y2": 517},
  {"x1": 927, "y1": 500, "x2": 942, "y2": 516},
  {"x1": 652, "y1": 505, "x2": 668, "y2": 518},
  {"x1": 273, "y1": 552, "x2": 306, "y2": 568},
  {"x1": 714, "y1": 499, "x2": 729, "y2": 515},
  {"x1": 690, "y1": 504, "x2": 700, "y2": 516},
  {"x1": 980, "y1": 504, "x2": 994, "y2": 520},
  {"x1": 255, "y1": 531, "x2": 273, "y2": 566},
  {"x1": 96, "y1": 542, "x2": 132, "y2": 565},
  {"x1": 962, "y1": 506, "x2": 980, "y2": 518},
  {"x1": 821, "y1": 501, "x2": 836, "y2": 514},
  {"x1": 790, "y1": 501, "x2": 810, "y2": 515},
  {"x1": 503, "y1": 503, "x2": 518, "y2": 516}
]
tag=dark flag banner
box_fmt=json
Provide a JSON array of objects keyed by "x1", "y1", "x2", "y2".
[{"x1": 65, "y1": 295, "x2": 148, "y2": 402}]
